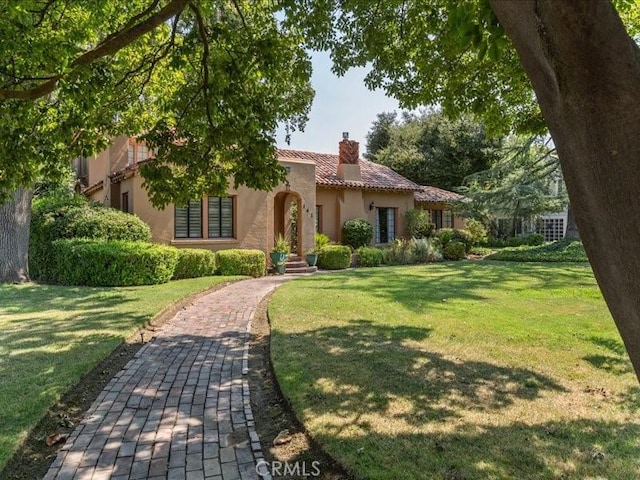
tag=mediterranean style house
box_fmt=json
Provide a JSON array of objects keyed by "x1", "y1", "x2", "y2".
[{"x1": 77, "y1": 134, "x2": 465, "y2": 256}]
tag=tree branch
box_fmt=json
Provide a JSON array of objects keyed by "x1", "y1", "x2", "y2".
[{"x1": 0, "y1": 0, "x2": 190, "y2": 100}]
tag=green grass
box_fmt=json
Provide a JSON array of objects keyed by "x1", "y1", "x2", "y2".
[
  {"x1": 486, "y1": 239, "x2": 588, "y2": 262},
  {"x1": 269, "y1": 263, "x2": 640, "y2": 479},
  {"x1": 0, "y1": 276, "x2": 243, "y2": 469}
]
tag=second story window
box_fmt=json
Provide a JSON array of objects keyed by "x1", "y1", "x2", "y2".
[
  {"x1": 175, "y1": 200, "x2": 202, "y2": 239},
  {"x1": 128, "y1": 140, "x2": 150, "y2": 166},
  {"x1": 127, "y1": 144, "x2": 135, "y2": 165}
]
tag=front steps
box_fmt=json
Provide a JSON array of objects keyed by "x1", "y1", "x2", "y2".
[{"x1": 284, "y1": 256, "x2": 317, "y2": 274}]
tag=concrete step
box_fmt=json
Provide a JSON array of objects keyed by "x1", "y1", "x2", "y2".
[
  {"x1": 285, "y1": 266, "x2": 318, "y2": 274},
  {"x1": 287, "y1": 255, "x2": 304, "y2": 262},
  {"x1": 285, "y1": 260, "x2": 307, "y2": 269}
]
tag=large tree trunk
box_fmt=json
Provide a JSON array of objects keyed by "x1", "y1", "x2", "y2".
[
  {"x1": 0, "y1": 188, "x2": 33, "y2": 283},
  {"x1": 490, "y1": 1, "x2": 640, "y2": 380},
  {"x1": 564, "y1": 202, "x2": 580, "y2": 240}
]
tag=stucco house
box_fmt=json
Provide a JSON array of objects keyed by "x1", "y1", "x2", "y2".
[{"x1": 78, "y1": 134, "x2": 464, "y2": 256}]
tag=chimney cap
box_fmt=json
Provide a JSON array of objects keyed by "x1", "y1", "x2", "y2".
[{"x1": 342, "y1": 131, "x2": 349, "y2": 140}]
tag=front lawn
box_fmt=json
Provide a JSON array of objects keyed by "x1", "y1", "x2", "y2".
[
  {"x1": 269, "y1": 263, "x2": 640, "y2": 479},
  {"x1": 0, "y1": 276, "x2": 242, "y2": 470}
]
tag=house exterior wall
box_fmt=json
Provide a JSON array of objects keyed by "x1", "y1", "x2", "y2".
[
  {"x1": 99, "y1": 155, "x2": 316, "y2": 256},
  {"x1": 315, "y1": 187, "x2": 415, "y2": 244},
  {"x1": 416, "y1": 201, "x2": 467, "y2": 230},
  {"x1": 363, "y1": 191, "x2": 415, "y2": 240}
]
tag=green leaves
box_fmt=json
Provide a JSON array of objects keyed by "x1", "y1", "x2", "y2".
[{"x1": 1, "y1": 0, "x2": 314, "y2": 206}]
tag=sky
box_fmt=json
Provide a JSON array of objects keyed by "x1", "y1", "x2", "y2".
[{"x1": 275, "y1": 51, "x2": 402, "y2": 155}]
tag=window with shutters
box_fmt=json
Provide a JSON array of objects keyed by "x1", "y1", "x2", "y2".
[
  {"x1": 375, "y1": 207, "x2": 396, "y2": 244},
  {"x1": 174, "y1": 200, "x2": 202, "y2": 238},
  {"x1": 208, "y1": 197, "x2": 234, "y2": 238}
]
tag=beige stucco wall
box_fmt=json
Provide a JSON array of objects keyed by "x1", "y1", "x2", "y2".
[
  {"x1": 316, "y1": 187, "x2": 415, "y2": 244},
  {"x1": 363, "y1": 190, "x2": 415, "y2": 241},
  {"x1": 121, "y1": 157, "x2": 315, "y2": 257}
]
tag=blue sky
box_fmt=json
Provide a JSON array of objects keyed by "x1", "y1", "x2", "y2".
[{"x1": 275, "y1": 51, "x2": 402, "y2": 155}]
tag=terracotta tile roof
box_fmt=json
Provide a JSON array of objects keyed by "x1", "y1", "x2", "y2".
[
  {"x1": 82, "y1": 180, "x2": 104, "y2": 196},
  {"x1": 277, "y1": 149, "x2": 422, "y2": 192},
  {"x1": 414, "y1": 185, "x2": 465, "y2": 203}
]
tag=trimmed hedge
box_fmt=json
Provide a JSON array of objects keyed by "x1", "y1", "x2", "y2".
[
  {"x1": 342, "y1": 218, "x2": 374, "y2": 249},
  {"x1": 50, "y1": 239, "x2": 178, "y2": 286},
  {"x1": 172, "y1": 248, "x2": 217, "y2": 280},
  {"x1": 216, "y1": 249, "x2": 266, "y2": 277},
  {"x1": 318, "y1": 245, "x2": 351, "y2": 270},
  {"x1": 356, "y1": 246, "x2": 384, "y2": 267},
  {"x1": 30, "y1": 194, "x2": 152, "y2": 281}
]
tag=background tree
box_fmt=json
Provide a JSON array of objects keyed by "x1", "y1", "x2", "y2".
[
  {"x1": 370, "y1": 110, "x2": 502, "y2": 191},
  {"x1": 281, "y1": 0, "x2": 640, "y2": 380},
  {"x1": 0, "y1": 0, "x2": 313, "y2": 283},
  {"x1": 364, "y1": 111, "x2": 397, "y2": 159},
  {"x1": 460, "y1": 136, "x2": 567, "y2": 237}
]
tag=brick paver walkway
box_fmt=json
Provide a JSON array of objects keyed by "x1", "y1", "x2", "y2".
[{"x1": 44, "y1": 276, "x2": 292, "y2": 480}]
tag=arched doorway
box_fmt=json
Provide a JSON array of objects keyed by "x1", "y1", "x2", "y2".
[{"x1": 274, "y1": 191, "x2": 303, "y2": 255}]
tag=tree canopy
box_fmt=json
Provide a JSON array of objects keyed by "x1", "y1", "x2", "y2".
[
  {"x1": 367, "y1": 110, "x2": 501, "y2": 191},
  {"x1": 0, "y1": 0, "x2": 314, "y2": 206}
]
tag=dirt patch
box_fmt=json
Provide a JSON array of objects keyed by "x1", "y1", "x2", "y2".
[
  {"x1": 248, "y1": 292, "x2": 351, "y2": 480},
  {"x1": 1, "y1": 281, "x2": 237, "y2": 480}
]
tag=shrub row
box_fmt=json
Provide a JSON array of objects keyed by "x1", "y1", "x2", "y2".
[
  {"x1": 318, "y1": 245, "x2": 352, "y2": 270},
  {"x1": 50, "y1": 239, "x2": 178, "y2": 286},
  {"x1": 30, "y1": 194, "x2": 151, "y2": 281},
  {"x1": 486, "y1": 233, "x2": 545, "y2": 248},
  {"x1": 173, "y1": 249, "x2": 217, "y2": 280},
  {"x1": 48, "y1": 241, "x2": 265, "y2": 286},
  {"x1": 217, "y1": 249, "x2": 266, "y2": 278}
]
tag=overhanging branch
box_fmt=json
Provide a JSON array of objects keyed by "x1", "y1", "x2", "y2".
[{"x1": 0, "y1": 0, "x2": 190, "y2": 100}]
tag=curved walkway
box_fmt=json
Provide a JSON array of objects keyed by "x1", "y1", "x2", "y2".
[{"x1": 44, "y1": 275, "x2": 293, "y2": 480}]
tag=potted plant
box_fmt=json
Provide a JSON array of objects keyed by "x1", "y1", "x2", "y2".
[
  {"x1": 305, "y1": 248, "x2": 318, "y2": 267},
  {"x1": 270, "y1": 234, "x2": 290, "y2": 274}
]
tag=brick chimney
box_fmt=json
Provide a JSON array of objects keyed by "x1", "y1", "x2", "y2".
[{"x1": 337, "y1": 132, "x2": 362, "y2": 181}]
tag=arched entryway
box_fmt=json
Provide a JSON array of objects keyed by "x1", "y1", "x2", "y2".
[{"x1": 274, "y1": 191, "x2": 303, "y2": 255}]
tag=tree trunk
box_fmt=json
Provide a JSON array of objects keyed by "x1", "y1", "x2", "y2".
[
  {"x1": 0, "y1": 188, "x2": 33, "y2": 283},
  {"x1": 490, "y1": 0, "x2": 640, "y2": 380},
  {"x1": 564, "y1": 202, "x2": 580, "y2": 240}
]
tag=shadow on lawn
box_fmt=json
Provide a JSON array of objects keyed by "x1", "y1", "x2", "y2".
[
  {"x1": 302, "y1": 262, "x2": 596, "y2": 313},
  {"x1": 583, "y1": 335, "x2": 634, "y2": 376},
  {"x1": 271, "y1": 319, "x2": 640, "y2": 479},
  {"x1": 273, "y1": 319, "x2": 565, "y2": 426}
]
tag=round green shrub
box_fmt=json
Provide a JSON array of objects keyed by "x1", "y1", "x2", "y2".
[
  {"x1": 356, "y1": 246, "x2": 384, "y2": 267},
  {"x1": 435, "y1": 228, "x2": 474, "y2": 253},
  {"x1": 443, "y1": 241, "x2": 467, "y2": 260},
  {"x1": 216, "y1": 249, "x2": 266, "y2": 277},
  {"x1": 317, "y1": 245, "x2": 351, "y2": 270},
  {"x1": 341, "y1": 218, "x2": 374, "y2": 249},
  {"x1": 50, "y1": 239, "x2": 178, "y2": 286},
  {"x1": 172, "y1": 248, "x2": 217, "y2": 280},
  {"x1": 30, "y1": 193, "x2": 152, "y2": 281},
  {"x1": 525, "y1": 233, "x2": 545, "y2": 246},
  {"x1": 465, "y1": 219, "x2": 489, "y2": 246}
]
